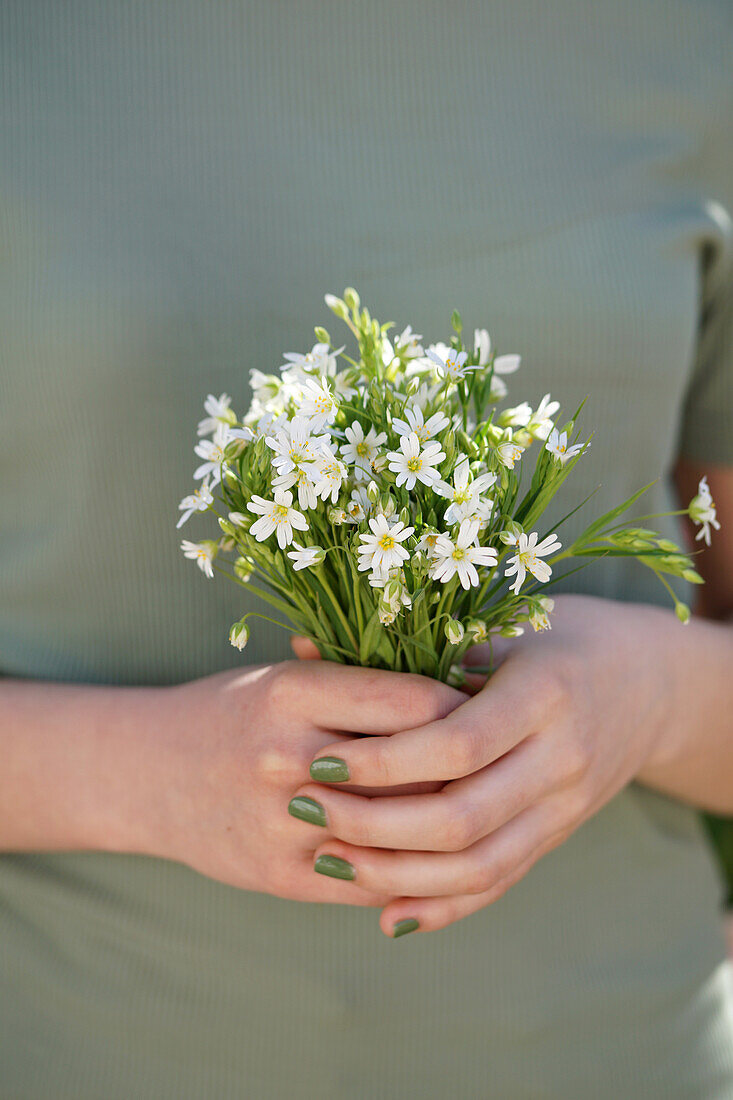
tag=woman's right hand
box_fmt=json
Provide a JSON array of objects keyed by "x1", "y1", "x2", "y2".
[{"x1": 133, "y1": 661, "x2": 464, "y2": 908}]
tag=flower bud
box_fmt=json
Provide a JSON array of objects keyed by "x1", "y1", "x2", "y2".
[
  {"x1": 234, "y1": 556, "x2": 254, "y2": 582},
  {"x1": 451, "y1": 308, "x2": 463, "y2": 334},
  {"x1": 399, "y1": 506, "x2": 411, "y2": 526},
  {"x1": 499, "y1": 520, "x2": 523, "y2": 546},
  {"x1": 324, "y1": 293, "x2": 349, "y2": 319},
  {"x1": 314, "y1": 326, "x2": 330, "y2": 345},
  {"x1": 218, "y1": 518, "x2": 237, "y2": 538},
  {"x1": 367, "y1": 480, "x2": 380, "y2": 505},
  {"x1": 500, "y1": 624, "x2": 524, "y2": 638},
  {"x1": 229, "y1": 619, "x2": 250, "y2": 651},
  {"x1": 675, "y1": 602, "x2": 691, "y2": 625},
  {"x1": 344, "y1": 287, "x2": 360, "y2": 311},
  {"x1": 447, "y1": 664, "x2": 467, "y2": 688},
  {"x1": 228, "y1": 511, "x2": 248, "y2": 528},
  {"x1": 379, "y1": 495, "x2": 396, "y2": 518},
  {"x1": 466, "y1": 619, "x2": 488, "y2": 643},
  {"x1": 378, "y1": 601, "x2": 398, "y2": 626},
  {"x1": 682, "y1": 568, "x2": 704, "y2": 584},
  {"x1": 444, "y1": 619, "x2": 465, "y2": 645}
]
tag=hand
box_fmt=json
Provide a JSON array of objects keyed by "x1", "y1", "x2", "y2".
[
  {"x1": 134, "y1": 660, "x2": 464, "y2": 909},
  {"x1": 291, "y1": 595, "x2": 676, "y2": 935}
]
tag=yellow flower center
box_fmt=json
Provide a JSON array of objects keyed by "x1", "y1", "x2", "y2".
[
  {"x1": 407, "y1": 457, "x2": 422, "y2": 472},
  {"x1": 379, "y1": 534, "x2": 395, "y2": 551},
  {"x1": 454, "y1": 488, "x2": 471, "y2": 504},
  {"x1": 452, "y1": 547, "x2": 465, "y2": 561},
  {"x1": 273, "y1": 504, "x2": 290, "y2": 522},
  {"x1": 356, "y1": 441, "x2": 369, "y2": 456}
]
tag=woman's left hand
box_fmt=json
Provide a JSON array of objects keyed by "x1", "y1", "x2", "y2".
[{"x1": 290, "y1": 594, "x2": 679, "y2": 936}]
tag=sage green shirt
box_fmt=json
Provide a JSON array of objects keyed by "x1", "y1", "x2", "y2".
[{"x1": 1, "y1": 2, "x2": 733, "y2": 1096}]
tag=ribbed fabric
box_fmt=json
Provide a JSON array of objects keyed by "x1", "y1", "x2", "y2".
[{"x1": 1, "y1": 2, "x2": 732, "y2": 1096}]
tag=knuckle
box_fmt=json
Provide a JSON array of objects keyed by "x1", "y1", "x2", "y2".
[
  {"x1": 534, "y1": 665, "x2": 571, "y2": 716},
  {"x1": 450, "y1": 724, "x2": 485, "y2": 776},
  {"x1": 561, "y1": 732, "x2": 592, "y2": 784},
  {"x1": 442, "y1": 803, "x2": 481, "y2": 851},
  {"x1": 254, "y1": 742, "x2": 301, "y2": 787},
  {"x1": 260, "y1": 662, "x2": 296, "y2": 710},
  {"x1": 391, "y1": 675, "x2": 457, "y2": 728},
  {"x1": 463, "y1": 861, "x2": 493, "y2": 895}
]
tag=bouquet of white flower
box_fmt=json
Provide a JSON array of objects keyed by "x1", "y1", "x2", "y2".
[{"x1": 178, "y1": 288, "x2": 719, "y2": 684}]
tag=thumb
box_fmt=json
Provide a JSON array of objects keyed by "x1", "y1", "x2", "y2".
[{"x1": 290, "y1": 635, "x2": 322, "y2": 660}]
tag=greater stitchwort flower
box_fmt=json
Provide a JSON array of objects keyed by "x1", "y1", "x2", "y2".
[{"x1": 176, "y1": 289, "x2": 718, "y2": 674}]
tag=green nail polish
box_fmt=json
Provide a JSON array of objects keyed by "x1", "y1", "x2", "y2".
[
  {"x1": 309, "y1": 756, "x2": 350, "y2": 783},
  {"x1": 392, "y1": 918, "x2": 419, "y2": 938},
  {"x1": 313, "y1": 854, "x2": 355, "y2": 881},
  {"x1": 287, "y1": 796, "x2": 327, "y2": 828}
]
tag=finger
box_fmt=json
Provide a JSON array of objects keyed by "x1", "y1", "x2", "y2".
[
  {"x1": 310, "y1": 797, "x2": 568, "y2": 899},
  {"x1": 293, "y1": 732, "x2": 561, "y2": 851},
  {"x1": 463, "y1": 636, "x2": 520, "y2": 667},
  {"x1": 277, "y1": 660, "x2": 465, "y2": 734},
  {"x1": 377, "y1": 821, "x2": 567, "y2": 936},
  {"x1": 308, "y1": 657, "x2": 557, "y2": 786},
  {"x1": 290, "y1": 636, "x2": 322, "y2": 660}
]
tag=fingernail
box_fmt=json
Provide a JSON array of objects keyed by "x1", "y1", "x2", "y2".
[
  {"x1": 309, "y1": 756, "x2": 350, "y2": 783},
  {"x1": 313, "y1": 854, "x2": 356, "y2": 881},
  {"x1": 392, "y1": 918, "x2": 420, "y2": 938},
  {"x1": 287, "y1": 796, "x2": 327, "y2": 828}
]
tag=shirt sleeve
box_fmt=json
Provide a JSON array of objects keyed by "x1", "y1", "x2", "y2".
[{"x1": 675, "y1": 83, "x2": 733, "y2": 467}]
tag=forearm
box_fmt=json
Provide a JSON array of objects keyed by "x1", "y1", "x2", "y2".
[
  {"x1": 0, "y1": 677, "x2": 164, "y2": 854},
  {"x1": 637, "y1": 612, "x2": 733, "y2": 813}
]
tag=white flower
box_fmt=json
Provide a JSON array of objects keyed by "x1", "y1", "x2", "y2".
[
  {"x1": 180, "y1": 539, "x2": 217, "y2": 579},
  {"x1": 345, "y1": 486, "x2": 371, "y2": 524},
  {"x1": 229, "y1": 620, "x2": 250, "y2": 650},
  {"x1": 445, "y1": 619, "x2": 465, "y2": 644},
  {"x1": 281, "y1": 342, "x2": 335, "y2": 377},
  {"x1": 529, "y1": 596, "x2": 555, "y2": 632},
  {"x1": 492, "y1": 353, "x2": 521, "y2": 375},
  {"x1": 496, "y1": 439, "x2": 525, "y2": 469},
  {"x1": 287, "y1": 542, "x2": 326, "y2": 571},
  {"x1": 312, "y1": 444, "x2": 348, "y2": 504},
  {"x1": 504, "y1": 531, "x2": 562, "y2": 594},
  {"x1": 474, "y1": 328, "x2": 491, "y2": 366},
  {"x1": 430, "y1": 519, "x2": 498, "y2": 590},
  {"x1": 176, "y1": 479, "x2": 214, "y2": 528},
  {"x1": 436, "y1": 457, "x2": 497, "y2": 526},
  {"x1": 340, "y1": 422, "x2": 387, "y2": 480},
  {"x1": 247, "y1": 489, "x2": 309, "y2": 549},
  {"x1": 297, "y1": 378, "x2": 339, "y2": 430},
  {"x1": 193, "y1": 423, "x2": 231, "y2": 484},
  {"x1": 357, "y1": 515, "x2": 414, "y2": 574},
  {"x1": 426, "y1": 345, "x2": 478, "y2": 382},
  {"x1": 386, "y1": 432, "x2": 446, "y2": 490},
  {"x1": 281, "y1": 342, "x2": 353, "y2": 400},
  {"x1": 689, "y1": 476, "x2": 721, "y2": 546},
  {"x1": 545, "y1": 428, "x2": 584, "y2": 465},
  {"x1": 197, "y1": 393, "x2": 233, "y2": 437},
  {"x1": 243, "y1": 403, "x2": 288, "y2": 438},
  {"x1": 416, "y1": 529, "x2": 441, "y2": 558},
  {"x1": 499, "y1": 402, "x2": 532, "y2": 428},
  {"x1": 391, "y1": 405, "x2": 450, "y2": 443},
  {"x1": 527, "y1": 394, "x2": 560, "y2": 440},
  {"x1": 249, "y1": 371, "x2": 281, "y2": 404},
  {"x1": 265, "y1": 416, "x2": 327, "y2": 477},
  {"x1": 273, "y1": 464, "x2": 319, "y2": 511},
  {"x1": 395, "y1": 325, "x2": 424, "y2": 359}
]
